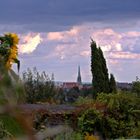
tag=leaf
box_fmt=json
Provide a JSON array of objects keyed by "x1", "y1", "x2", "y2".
[{"x1": 13, "y1": 58, "x2": 20, "y2": 72}]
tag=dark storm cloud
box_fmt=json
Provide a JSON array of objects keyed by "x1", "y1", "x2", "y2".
[{"x1": 0, "y1": 0, "x2": 140, "y2": 32}]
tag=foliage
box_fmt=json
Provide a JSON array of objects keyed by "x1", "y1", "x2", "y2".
[
  {"x1": 62, "y1": 87, "x2": 93, "y2": 103},
  {"x1": 90, "y1": 40, "x2": 119, "y2": 96},
  {"x1": 98, "y1": 47, "x2": 109, "y2": 93},
  {"x1": 23, "y1": 67, "x2": 58, "y2": 103},
  {"x1": 91, "y1": 40, "x2": 104, "y2": 95},
  {"x1": 132, "y1": 80, "x2": 140, "y2": 97},
  {"x1": 77, "y1": 93, "x2": 140, "y2": 139},
  {"x1": 96, "y1": 92, "x2": 140, "y2": 139},
  {"x1": 55, "y1": 88, "x2": 66, "y2": 104},
  {"x1": 78, "y1": 109, "x2": 102, "y2": 134},
  {"x1": 90, "y1": 40, "x2": 110, "y2": 95},
  {"x1": 80, "y1": 87, "x2": 93, "y2": 98},
  {"x1": 66, "y1": 87, "x2": 81, "y2": 103},
  {"x1": 0, "y1": 33, "x2": 35, "y2": 139},
  {"x1": 75, "y1": 96, "x2": 95, "y2": 106},
  {"x1": 109, "y1": 73, "x2": 117, "y2": 93}
]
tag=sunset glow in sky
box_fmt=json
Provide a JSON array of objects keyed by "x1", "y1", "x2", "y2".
[{"x1": 0, "y1": 0, "x2": 140, "y2": 82}]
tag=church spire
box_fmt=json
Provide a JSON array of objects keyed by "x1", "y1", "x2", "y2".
[{"x1": 77, "y1": 65, "x2": 82, "y2": 84}]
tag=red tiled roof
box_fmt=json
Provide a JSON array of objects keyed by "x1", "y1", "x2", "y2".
[{"x1": 63, "y1": 82, "x2": 79, "y2": 89}]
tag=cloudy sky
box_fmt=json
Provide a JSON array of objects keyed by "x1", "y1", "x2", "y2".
[{"x1": 0, "y1": 0, "x2": 140, "y2": 82}]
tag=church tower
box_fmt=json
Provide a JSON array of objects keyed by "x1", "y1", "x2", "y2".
[{"x1": 77, "y1": 65, "x2": 82, "y2": 84}]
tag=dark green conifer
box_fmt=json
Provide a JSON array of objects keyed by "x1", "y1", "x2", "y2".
[
  {"x1": 109, "y1": 73, "x2": 117, "y2": 93},
  {"x1": 91, "y1": 39, "x2": 113, "y2": 95},
  {"x1": 91, "y1": 40, "x2": 104, "y2": 95},
  {"x1": 98, "y1": 47, "x2": 110, "y2": 93}
]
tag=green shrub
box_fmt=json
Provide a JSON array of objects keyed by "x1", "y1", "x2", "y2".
[
  {"x1": 75, "y1": 96, "x2": 95, "y2": 106},
  {"x1": 78, "y1": 109, "x2": 102, "y2": 134},
  {"x1": 97, "y1": 92, "x2": 140, "y2": 139}
]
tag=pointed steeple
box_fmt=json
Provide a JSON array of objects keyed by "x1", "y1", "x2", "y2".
[{"x1": 77, "y1": 65, "x2": 82, "y2": 84}]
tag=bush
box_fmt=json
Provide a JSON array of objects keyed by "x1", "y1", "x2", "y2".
[
  {"x1": 78, "y1": 109, "x2": 102, "y2": 134},
  {"x1": 77, "y1": 93, "x2": 140, "y2": 139},
  {"x1": 97, "y1": 92, "x2": 140, "y2": 139}
]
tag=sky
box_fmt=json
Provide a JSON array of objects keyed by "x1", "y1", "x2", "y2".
[{"x1": 0, "y1": 0, "x2": 140, "y2": 82}]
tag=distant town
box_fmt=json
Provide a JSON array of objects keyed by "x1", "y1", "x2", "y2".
[{"x1": 54, "y1": 66, "x2": 133, "y2": 91}]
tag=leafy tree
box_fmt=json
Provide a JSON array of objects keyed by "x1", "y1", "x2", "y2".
[
  {"x1": 80, "y1": 88, "x2": 93, "y2": 98},
  {"x1": 66, "y1": 87, "x2": 81, "y2": 102},
  {"x1": 109, "y1": 73, "x2": 117, "y2": 93}
]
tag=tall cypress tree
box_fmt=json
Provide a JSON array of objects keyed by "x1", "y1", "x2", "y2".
[
  {"x1": 98, "y1": 47, "x2": 110, "y2": 93},
  {"x1": 91, "y1": 40, "x2": 111, "y2": 95},
  {"x1": 91, "y1": 40, "x2": 104, "y2": 95},
  {"x1": 109, "y1": 74, "x2": 117, "y2": 93}
]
